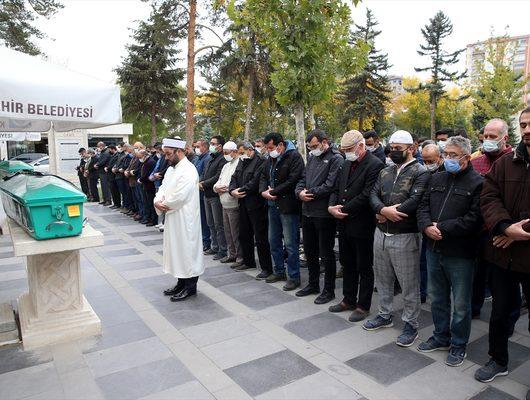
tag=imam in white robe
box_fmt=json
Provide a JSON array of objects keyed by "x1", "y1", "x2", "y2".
[{"x1": 154, "y1": 157, "x2": 204, "y2": 279}]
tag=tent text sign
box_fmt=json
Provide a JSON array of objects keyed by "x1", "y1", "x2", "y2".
[{"x1": 1, "y1": 100, "x2": 94, "y2": 120}]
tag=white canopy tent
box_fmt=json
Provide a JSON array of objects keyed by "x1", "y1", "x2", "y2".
[{"x1": 0, "y1": 46, "x2": 122, "y2": 229}]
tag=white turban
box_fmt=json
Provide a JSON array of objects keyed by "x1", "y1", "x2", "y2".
[
  {"x1": 162, "y1": 138, "x2": 186, "y2": 149},
  {"x1": 223, "y1": 141, "x2": 237, "y2": 151},
  {"x1": 389, "y1": 130, "x2": 413, "y2": 145}
]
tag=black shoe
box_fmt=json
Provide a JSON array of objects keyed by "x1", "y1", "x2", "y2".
[
  {"x1": 170, "y1": 288, "x2": 197, "y2": 302},
  {"x1": 220, "y1": 256, "x2": 236, "y2": 264},
  {"x1": 203, "y1": 246, "x2": 211, "y2": 252},
  {"x1": 295, "y1": 285, "x2": 320, "y2": 297},
  {"x1": 212, "y1": 253, "x2": 225, "y2": 261},
  {"x1": 283, "y1": 279, "x2": 300, "y2": 291},
  {"x1": 255, "y1": 271, "x2": 271, "y2": 280},
  {"x1": 314, "y1": 291, "x2": 335, "y2": 304},
  {"x1": 235, "y1": 264, "x2": 254, "y2": 271},
  {"x1": 98, "y1": 201, "x2": 106, "y2": 205},
  {"x1": 104, "y1": 201, "x2": 112, "y2": 206},
  {"x1": 329, "y1": 301, "x2": 356, "y2": 313},
  {"x1": 421, "y1": 295, "x2": 427, "y2": 304},
  {"x1": 265, "y1": 273, "x2": 287, "y2": 283},
  {"x1": 163, "y1": 282, "x2": 185, "y2": 296},
  {"x1": 204, "y1": 248, "x2": 216, "y2": 255},
  {"x1": 109, "y1": 205, "x2": 119, "y2": 209}
]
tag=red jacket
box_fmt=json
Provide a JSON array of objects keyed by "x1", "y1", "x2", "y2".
[{"x1": 471, "y1": 145, "x2": 512, "y2": 176}]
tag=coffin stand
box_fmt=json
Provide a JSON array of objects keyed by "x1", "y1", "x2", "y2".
[{"x1": 9, "y1": 219, "x2": 103, "y2": 349}]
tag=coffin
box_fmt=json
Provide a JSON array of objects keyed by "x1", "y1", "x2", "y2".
[
  {"x1": 0, "y1": 160, "x2": 34, "y2": 179},
  {"x1": 0, "y1": 172, "x2": 86, "y2": 240}
]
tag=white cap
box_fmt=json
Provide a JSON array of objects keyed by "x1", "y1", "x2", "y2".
[
  {"x1": 162, "y1": 138, "x2": 186, "y2": 149},
  {"x1": 389, "y1": 130, "x2": 413, "y2": 145},
  {"x1": 223, "y1": 141, "x2": 237, "y2": 151}
]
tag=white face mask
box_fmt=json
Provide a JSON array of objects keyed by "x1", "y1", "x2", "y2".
[
  {"x1": 240, "y1": 153, "x2": 250, "y2": 160},
  {"x1": 117, "y1": 147, "x2": 123, "y2": 153},
  {"x1": 437, "y1": 141, "x2": 447, "y2": 151},
  {"x1": 194, "y1": 147, "x2": 202, "y2": 156},
  {"x1": 269, "y1": 148, "x2": 280, "y2": 158},
  {"x1": 483, "y1": 138, "x2": 502, "y2": 153},
  {"x1": 366, "y1": 145, "x2": 375, "y2": 152},
  {"x1": 224, "y1": 154, "x2": 233, "y2": 162},
  {"x1": 345, "y1": 152, "x2": 359, "y2": 162},
  {"x1": 310, "y1": 146, "x2": 323, "y2": 157},
  {"x1": 425, "y1": 162, "x2": 439, "y2": 172}
]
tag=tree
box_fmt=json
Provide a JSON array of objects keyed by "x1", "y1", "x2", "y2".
[
  {"x1": 470, "y1": 34, "x2": 528, "y2": 144},
  {"x1": 229, "y1": 0, "x2": 367, "y2": 158},
  {"x1": 0, "y1": 0, "x2": 63, "y2": 55},
  {"x1": 415, "y1": 11, "x2": 466, "y2": 139},
  {"x1": 115, "y1": 2, "x2": 186, "y2": 145},
  {"x1": 341, "y1": 9, "x2": 391, "y2": 131}
]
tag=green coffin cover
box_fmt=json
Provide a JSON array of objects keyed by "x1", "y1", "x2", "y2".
[
  {"x1": 0, "y1": 173, "x2": 87, "y2": 240},
  {"x1": 0, "y1": 160, "x2": 34, "y2": 177}
]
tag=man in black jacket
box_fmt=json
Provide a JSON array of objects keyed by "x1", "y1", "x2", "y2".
[
  {"x1": 76, "y1": 148, "x2": 90, "y2": 197},
  {"x1": 294, "y1": 129, "x2": 343, "y2": 304},
  {"x1": 259, "y1": 132, "x2": 304, "y2": 291},
  {"x1": 328, "y1": 130, "x2": 384, "y2": 321},
  {"x1": 94, "y1": 141, "x2": 112, "y2": 205},
  {"x1": 86, "y1": 148, "x2": 100, "y2": 203},
  {"x1": 200, "y1": 135, "x2": 228, "y2": 260},
  {"x1": 365, "y1": 130, "x2": 430, "y2": 347},
  {"x1": 230, "y1": 141, "x2": 273, "y2": 278},
  {"x1": 107, "y1": 145, "x2": 121, "y2": 209},
  {"x1": 363, "y1": 130, "x2": 386, "y2": 164},
  {"x1": 416, "y1": 136, "x2": 483, "y2": 367},
  {"x1": 116, "y1": 144, "x2": 133, "y2": 213}
]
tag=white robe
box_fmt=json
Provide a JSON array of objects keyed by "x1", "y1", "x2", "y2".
[{"x1": 154, "y1": 157, "x2": 204, "y2": 279}]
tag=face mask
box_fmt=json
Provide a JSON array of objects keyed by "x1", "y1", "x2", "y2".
[
  {"x1": 425, "y1": 163, "x2": 439, "y2": 172},
  {"x1": 269, "y1": 149, "x2": 280, "y2": 159},
  {"x1": 255, "y1": 146, "x2": 263, "y2": 154},
  {"x1": 483, "y1": 138, "x2": 502, "y2": 153},
  {"x1": 209, "y1": 145, "x2": 217, "y2": 153},
  {"x1": 195, "y1": 147, "x2": 202, "y2": 156},
  {"x1": 240, "y1": 154, "x2": 250, "y2": 160},
  {"x1": 224, "y1": 154, "x2": 233, "y2": 162},
  {"x1": 437, "y1": 141, "x2": 447, "y2": 151},
  {"x1": 389, "y1": 149, "x2": 407, "y2": 165},
  {"x1": 117, "y1": 147, "x2": 123, "y2": 153},
  {"x1": 444, "y1": 158, "x2": 462, "y2": 173},
  {"x1": 156, "y1": 153, "x2": 161, "y2": 159},
  {"x1": 366, "y1": 146, "x2": 376, "y2": 152},
  {"x1": 345, "y1": 152, "x2": 359, "y2": 162},
  {"x1": 310, "y1": 147, "x2": 323, "y2": 157}
]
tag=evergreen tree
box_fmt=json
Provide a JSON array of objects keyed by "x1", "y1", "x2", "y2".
[
  {"x1": 115, "y1": 2, "x2": 186, "y2": 145},
  {"x1": 415, "y1": 11, "x2": 466, "y2": 139},
  {"x1": 341, "y1": 9, "x2": 391, "y2": 131},
  {"x1": 0, "y1": 0, "x2": 63, "y2": 55}
]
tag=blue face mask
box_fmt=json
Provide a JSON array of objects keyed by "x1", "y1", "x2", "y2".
[
  {"x1": 482, "y1": 138, "x2": 502, "y2": 153},
  {"x1": 444, "y1": 158, "x2": 461, "y2": 173}
]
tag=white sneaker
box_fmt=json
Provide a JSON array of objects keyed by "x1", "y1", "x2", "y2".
[
  {"x1": 158, "y1": 225, "x2": 164, "y2": 232},
  {"x1": 155, "y1": 223, "x2": 162, "y2": 228}
]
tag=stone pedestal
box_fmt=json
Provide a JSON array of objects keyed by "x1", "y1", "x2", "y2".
[{"x1": 8, "y1": 220, "x2": 104, "y2": 349}]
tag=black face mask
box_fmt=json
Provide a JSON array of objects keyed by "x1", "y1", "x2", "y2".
[{"x1": 389, "y1": 149, "x2": 408, "y2": 165}]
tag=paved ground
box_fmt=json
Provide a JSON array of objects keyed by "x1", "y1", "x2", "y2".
[{"x1": 0, "y1": 202, "x2": 529, "y2": 400}]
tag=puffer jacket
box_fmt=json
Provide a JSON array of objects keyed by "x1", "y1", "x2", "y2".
[{"x1": 370, "y1": 159, "x2": 430, "y2": 234}]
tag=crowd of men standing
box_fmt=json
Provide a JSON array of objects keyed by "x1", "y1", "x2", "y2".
[{"x1": 78, "y1": 107, "x2": 530, "y2": 394}]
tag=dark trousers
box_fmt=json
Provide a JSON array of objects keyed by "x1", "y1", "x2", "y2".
[
  {"x1": 302, "y1": 216, "x2": 336, "y2": 293},
  {"x1": 143, "y1": 187, "x2": 157, "y2": 223},
  {"x1": 89, "y1": 176, "x2": 100, "y2": 202},
  {"x1": 127, "y1": 185, "x2": 136, "y2": 212},
  {"x1": 178, "y1": 276, "x2": 199, "y2": 291},
  {"x1": 472, "y1": 233, "x2": 490, "y2": 317},
  {"x1": 132, "y1": 185, "x2": 145, "y2": 218},
  {"x1": 239, "y1": 203, "x2": 272, "y2": 273},
  {"x1": 489, "y1": 263, "x2": 530, "y2": 366},
  {"x1": 420, "y1": 235, "x2": 428, "y2": 298},
  {"x1": 200, "y1": 192, "x2": 211, "y2": 249},
  {"x1": 339, "y1": 232, "x2": 374, "y2": 311},
  {"x1": 116, "y1": 178, "x2": 131, "y2": 209},
  {"x1": 99, "y1": 171, "x2": 111, "y2": 202},
  {"x1": 78, "y1": 174, "x2": 89, "y2": 197},
  {"x1": 109, "y1": 176, "x2": 121, "y2": 207}
]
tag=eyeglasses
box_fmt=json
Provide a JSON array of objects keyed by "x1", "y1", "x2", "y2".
[{"x1": 443, "y1": 152, "x2": 465, "y2": 160}]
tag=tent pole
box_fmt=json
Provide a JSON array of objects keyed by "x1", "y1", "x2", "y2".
[{"x1": 48, "y1": 126, "x2": 58, "y2": 175}]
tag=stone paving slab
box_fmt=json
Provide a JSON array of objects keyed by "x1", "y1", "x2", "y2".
[{"x1": 0, "y1": 203, "x2": 527, "y2": 400}]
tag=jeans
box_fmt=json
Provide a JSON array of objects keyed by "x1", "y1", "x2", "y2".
[
  {"x1": 143, "y1": 187, "x2": 157, "y2": 224},
  {"x1": 133, "y1": 185, "x2": 145, "y2": 219},
  {"x1": 99, "y1": 171, "x2": 111, "y2": 202},
  {"x1": 489, "y1": 263, "x2": 530, "y2": 366},
  {"x1": 268, "y1": 206, "x2": 300, "y2": 281},
  {"x1": 339, "y1": 232, "x2": 374, "y2": 311},
  {"x1": 426, "y1": 250, "x2": 474, "y2": 348},
  {"x1": 302, "y1": 216, "x2": 336, "y2": 293},
  {"x1": 204, "y1": 196, "x2": 227, "y2": 256},
  {"x1": 199, "y1": 191, "x2": 211, "y2": 249}
]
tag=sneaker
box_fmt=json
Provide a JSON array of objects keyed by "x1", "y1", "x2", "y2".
[
  {"x1": 474, "y1": 359, "x2": 508, "y2": 382},
  {"x1": 396, "y1": 322, "x2": 418, "y2": 347},
  {"x1": 255, "y1": 271, "x2": 271, "y2": 280},
  {"x1": 348, "y1": 308, "x2": 369, "y2": 322},
  {"x1": 265, "y1": 273, "x2": 287, "y2": 283},
  {"x1": 362, "y1": 315, "x2": 393, "y2": 331},
  {"x1": 446, "y1": 347, "x2": 466, "y2": 367},
  {"x1": 417, "y1": 336, "x2": 450, "y2": 353},
  {"x1": 283, "y1": 279, "x2": 300, "y2": 291}
]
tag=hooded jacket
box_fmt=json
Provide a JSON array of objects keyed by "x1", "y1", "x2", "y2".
[{"x1": 259, "y1": 141, "x2": 304, "y2": 214}]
